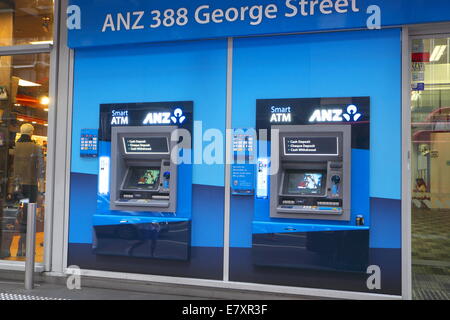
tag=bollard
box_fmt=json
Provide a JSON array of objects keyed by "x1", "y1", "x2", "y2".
[{"x1": 25, "y1": 203, "x2": 37, "y2": 290}]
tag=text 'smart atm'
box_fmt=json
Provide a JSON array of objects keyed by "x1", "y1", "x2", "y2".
[
  {"x1": 93, "y1": 102, "x2": 193, "y2": 261},
  {"x1": 252, "y1": 97, "x2": 371, "y2": 272}
]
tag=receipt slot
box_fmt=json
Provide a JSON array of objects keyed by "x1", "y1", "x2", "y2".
[
  {"x1": 270, "y1": 125, "x2": 351, "y2": 221},
  {"x1": 110, "y1": 126, "x2": 178, "y2": 212}
]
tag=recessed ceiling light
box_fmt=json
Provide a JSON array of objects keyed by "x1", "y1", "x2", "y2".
[
  {"x1": 18, "y1": 79, "x2": 41, "y2": 87},
  {"x1": 40, "y1": 96, "x2": 50, "y2": 105},
  {"x1": 430, "y1": 45, "x2": 447, "y2": 62},
  {"x1": 411, "y1": 91, "x2": 421, "y2": 101},
  {"x1": 30, "y1": 40, "x2": 53, "y2": 45}
]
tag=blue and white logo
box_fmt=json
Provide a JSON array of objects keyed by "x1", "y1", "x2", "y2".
[
  {"x1": 309, "y1": 104, "x2": 362, "y2": 123},
  {"x1": 342, "y1": 104, "x2": 362, "y2": 122},
  {"x1": 143, "y1": 108, "x2": 186, "y2": 125},
  {"x1": 171, "y1": 108, "x2": 186, "y2": 124}
]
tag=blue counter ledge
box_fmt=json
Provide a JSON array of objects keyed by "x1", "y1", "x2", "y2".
[
  {"x1": 253, "y1": 221, "x2": 369, "y2": 234},
  {"x1": 93, "y1": 214, "x2": 190, "y2": 226}
]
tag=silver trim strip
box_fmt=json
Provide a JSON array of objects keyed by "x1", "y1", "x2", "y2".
[
  {"x1": 66, "y1": 268, "x2": 402, "y2": 300},
  {"x1": 42, "y1": 0, "x2": 60, "y2": 272},
  {"x1": 223, "y1": 37, "x2": 233, "y2": 282},
  {"x1": 401, "y1": 27, "x2": 412, "y2": 300},
  {"x1": 0, "y1": 44, "x2": 51, "y2": 55}
]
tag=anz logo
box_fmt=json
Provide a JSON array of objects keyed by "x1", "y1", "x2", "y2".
[
  {"x1": 309, "y1": 105, "x2": 362, "y2": 123},
  {"x1": 143, "y1": 108, "x2": 186, "y2": 125}
]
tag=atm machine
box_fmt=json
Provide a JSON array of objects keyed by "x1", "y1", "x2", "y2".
[
  {"x1": 93, "y1": 102, "x2": 193, "y2": 261},
  {"x1": 270, "y1": 125, "x2": 351, "y2": 221},
  {"x1": 109, "y1": 126, "x2": 177, "y2": 212},
  {"x1": 252, "y1": 120, "x2": 369, "y2": 272}
]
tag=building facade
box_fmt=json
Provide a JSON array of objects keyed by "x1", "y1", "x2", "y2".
[{"x1": 0, "y1": 0, "x2": 450, "y2": 300}]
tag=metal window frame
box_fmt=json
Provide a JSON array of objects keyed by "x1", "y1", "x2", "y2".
[
  {"x1": 0, "y1": 3, "x2": 58, "y2": 272},
  {"x1": 0, "y1": 44, "x2": 52, "y2": 55},
  {"x1": 223, "y1": 37, "x2": 233, "y2": 282},
  {"x1": 401, "y1": 26, "x2": 412, "y2": 301},
  {"x1": 409, "y1": 22, "x2": 450, "y2": 37},
  {"x1": 404, "y1": 25, "x2": 450, "y2": 301},
  {"x1": 49, "y1": 0, "x2": 73, "y2": 275}
]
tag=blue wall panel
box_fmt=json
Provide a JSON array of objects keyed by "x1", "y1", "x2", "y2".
[
  {"x1": 229, "y1": 30, "x2": 402, "y2": 293},
  {"x1": 68, "y1": 172, "x2": 97, "y2": 244},
  {"x1": 68, "y1": 27, "x2": 403, "y2": 289},
  {"x1": 69, "y1": 39, "x2": 228, "y2": 255},
  {"x1": 370, "y1": 198, "x2": 402, "y2": 249},
  {"x1": 71, "y1": 39, "x2": 228, "y2": 187},
  {"x1": 232, "y1": 29, "x2": 401, "y2": 200}
]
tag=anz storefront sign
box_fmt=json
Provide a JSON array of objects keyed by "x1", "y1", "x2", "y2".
[
  {"x1": 267, "y1": 102, "x2": 364, "y2": 125},
  {"x1": 68, "y1": 0, "x2": 450, "y2": 49},
  {"x1": 109, "y1": 106, "x2": 187, "y2": 127},
  {"x1": 256, "y1": 97, "x2": 369, "y2": 131}
]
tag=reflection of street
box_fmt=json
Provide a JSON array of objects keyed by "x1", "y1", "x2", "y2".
[
  {"x1": 138, "y1": 170, "x2": 159, "y2": 185},
  {"x1": 126, "y1": 223, "x2": 161, "y2": 257},
  {"x1": 411, "y1": 37, "x2": 450, "y2": 300},
  {"x1": 1, "y1": 203, "x2": 45, "y2": 262},
  {"x1": 298, "y1": 175, "x2": 319, "y2": 189},
  {"x1": 2, "y1": 232, "x2": 44, "y2": 262}
]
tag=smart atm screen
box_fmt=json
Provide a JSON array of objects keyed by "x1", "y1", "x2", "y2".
[
  {"x1": 284, "y1": 171, "x2": 326, "y2": 196},
  {"x1": 123, "y1": 167, "x2": 160, "y2": 190},
  {"x1": 284, "y1": 137, "x2": 338, "y2": 156},
  {"x1": 123, "y1": 137, "x2": 169, "y2": 154}
]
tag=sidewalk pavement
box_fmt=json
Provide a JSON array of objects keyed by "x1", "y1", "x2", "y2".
[{"x1": 0, "y1": 280, "x2": 212, "y2": 300}]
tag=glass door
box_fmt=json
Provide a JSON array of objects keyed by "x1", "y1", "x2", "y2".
[
  {"x1": 0, "y1": 53, "x2": 49, "y2": 263},
  {"x1": 0, "y1": 0, "x2": 53, "y2": 265},
  {"x1": 411, "y1": 36, "x2": 450, "y2": 300}
]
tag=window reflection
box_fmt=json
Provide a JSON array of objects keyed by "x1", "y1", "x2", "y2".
[
  {"x1": 411, "y1": 37, "x2": 450, "y2": 300},
  {"x1": 0, "y1": 0, "x2": 54, "y2": 46},
  {"x1": 0, "y1": 53, "x2": 49, "y2": 263}
]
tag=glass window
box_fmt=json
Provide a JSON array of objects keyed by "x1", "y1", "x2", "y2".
[
  {"x1": 0, "y1": 53, "x2": 49, "y2": 263},
  {"x1": 0, "y1": 0, "x2": 54, "y2": 46},
  {"x1": 411, "y1": 37, "x2": 450, "y2": 300}
]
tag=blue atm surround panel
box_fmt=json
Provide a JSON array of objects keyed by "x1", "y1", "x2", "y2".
[
  {"x1": 252, "y1": 222, "x2": 369, "y2": 272},
  {"x1": 93, "y1": 216, "x2": 191, "y2": 261},
  {"x1": 93, "y1": 102, "x2": 194, "y2": 261},
  {"x1": 250, "y1": 97, "x2": 371, "y2": 273}
]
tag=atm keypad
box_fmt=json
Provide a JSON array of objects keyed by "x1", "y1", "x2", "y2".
[
  {"x1": 280, "y1": 205, "x2": 342, "y2": 213},
  {"x1": 317, "y1": 201, "x2": 340, "y2": 206}
]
